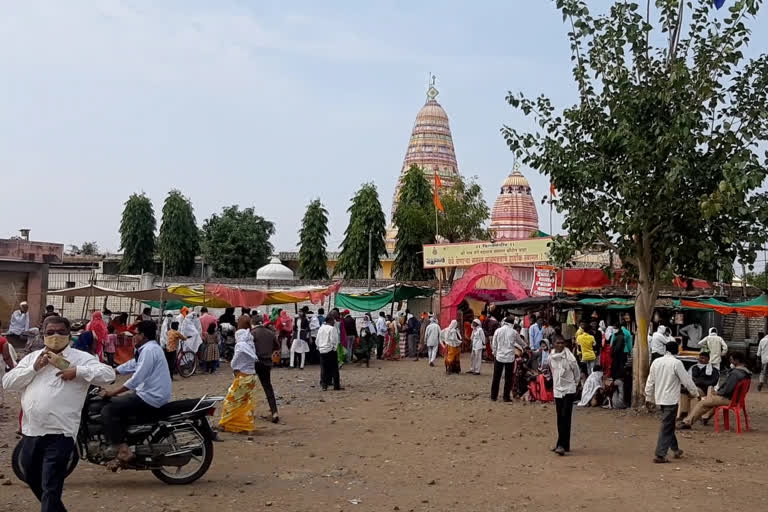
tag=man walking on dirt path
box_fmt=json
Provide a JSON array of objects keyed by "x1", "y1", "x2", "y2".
[
  {"x1": 645, "y1": 341, "x2": 699, "y2": 463},
  {"x1": 549, "y1": 334, "x2": 580, "y2": 456}
]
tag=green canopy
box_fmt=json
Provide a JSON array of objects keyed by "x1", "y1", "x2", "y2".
[
  {"x1": 335, "y1": 284, "x2": 435, "y2": 313},
  {"x1": 575, "y1": 298, "x2": 635, "y2": 310},
  {"x1": 142, "y1": 300, "x2": 196, "y2": 310}
]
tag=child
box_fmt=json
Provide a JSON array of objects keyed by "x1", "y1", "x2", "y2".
[
  {"x1": 104, "y1": 325, "x2": 117, "y2": 367},
  {"x1": 469, "y1": 319, "x2": 486, "y2": 375},
  {"x1": 166, "y1": 321, "x2": 185, "y2": 378},
  {"x1": 203, "y1": 322, "x2": 220, "y2": 374}
]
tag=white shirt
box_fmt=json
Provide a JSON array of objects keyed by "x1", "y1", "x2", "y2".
[
  {"x1": 491, "y1": 324, "x2": 517, "y2": 363},
  {"x1": 315, "y1": 324, "x2": 339, "y2": 354},
  {"x1": 471, "y1": 328, "x2": 486, "y2": 351},
  {"x1": 3, "y1": 346, "x2": 115, "y2": 438},
  {"x1": 550, "y1": 348, "x2": 580, "y2": 398},
  {"x1": 116, "y1": 341, "x2": 172, "y2": 408},
  {"x1": 698, "y1": 335, "x2": 728, "y2": 366},
  {"x1": 9, "y1": 310, "x2": 29, "y2": 335},
  {"x1": 644, "y1": 353, "x2": 699, "y2": 406},
  {"x1": 230, "y1": 329, "x2": 257, "y2": 374},
  {"x1": 425, "y1": 323, "x2": 441, "y2": 347},
  {"x1": 309, "y1": 315, "x2": 321, "y2": 337},
  {"x1": 757, "y1": 335, "x2": 768, "y2": 364},
  {"x1": 650, "y1": 331, "x2": 667, "y2": 356},
  {"x1": 679, "y1": 324, "x2": 703, "y2": 348},
  {"x1": 376, "y1": 317, "x2": 388, "y2": 336}
]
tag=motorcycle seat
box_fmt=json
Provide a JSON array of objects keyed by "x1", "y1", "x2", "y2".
[{"x1": 155, "y1": 397, "x2": 217, "y2": 420}]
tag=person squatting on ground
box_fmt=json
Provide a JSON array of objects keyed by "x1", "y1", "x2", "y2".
[
  {"x1": 550, "y1": 334, "x2": 580, "y2": 456},
  {"x1": 645, "y1": 341, "x2": 699, "y2": 463},
  {"x1": 3, "y1": 315, "x2": 115, "y2": 511}
]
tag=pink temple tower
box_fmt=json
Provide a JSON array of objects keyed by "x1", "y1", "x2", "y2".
[{"x1": 489, "y1": 164, "x2": 540, "y2": 241}]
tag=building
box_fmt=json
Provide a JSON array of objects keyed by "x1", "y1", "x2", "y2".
[
  {"x1": 387, "y1": 79, "x2": 461, "y2": 251},
  {"x1": 0, "y1": 237, "x2": 63, "y2": 329},
  {"x1": 489, "y1": 165, "x2": 541, "y2": 241}
]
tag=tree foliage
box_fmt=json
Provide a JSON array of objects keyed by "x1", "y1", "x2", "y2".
[
  {"x1": 298, "y1": 199, "x2": 330, "y2": 280},
  {"x1": 67, "y1": 242, "x2": 100, "y2": 256},
  {"x1": 335, "y1": 183, "x2": 388, "y2": 279},
  {"x1": 119, "y1": 193, "x2": 156, "y2": 274},
  {"x1": 744, "y1": 271, "x2": 768, "y2": 290},
  {"x1": 393, "y1": 165, "x2": 435, "y2": 281},
  {"x1": 502, "y1": 0, "x2": 768, "y2": 403},
  {"x1": 201, "y1": 205, "x2": 275, "y2": 278},
  {"x1": 157, "y1": 190, "x2": 199, "y2": 276}
]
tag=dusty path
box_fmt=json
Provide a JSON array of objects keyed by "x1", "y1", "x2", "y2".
[{"x1": 2, "y1": 354, "x2": 767, "y2": 512}]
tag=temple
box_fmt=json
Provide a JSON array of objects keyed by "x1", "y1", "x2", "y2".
[
  {"x1": 387, "y1": 78, "x2": 460, "y2": 251},
  {"x1": 489, "y1": 164, "x2": 541, "y2": 240}
]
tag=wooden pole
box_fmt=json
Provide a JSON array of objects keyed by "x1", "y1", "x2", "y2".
[{"x1": 437, "y1": 270, "x2": 443, "y2": 327}]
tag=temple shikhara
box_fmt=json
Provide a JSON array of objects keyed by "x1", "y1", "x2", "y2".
[{"x1": 489, "y1": 164, "x2": 541, "y2": 241}]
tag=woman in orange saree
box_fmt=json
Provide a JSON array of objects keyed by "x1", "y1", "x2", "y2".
[{"x1": 441, "y1": 320, "x2": 462, "y2": 374}]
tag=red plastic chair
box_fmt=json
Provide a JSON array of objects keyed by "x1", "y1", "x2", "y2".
[{"x1": 714, "y1": 379, "x2": 751, "y2": 434}]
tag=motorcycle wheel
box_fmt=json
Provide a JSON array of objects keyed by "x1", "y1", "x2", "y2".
[
  {"x1": 177, "y1": 350, "x2": 197, "y2": 378},
  {"x1": 12, "y1": 437, "x2": 79, "y2": 483},
  {"x1": 151, "y1": 433, "x2": 213, "y2": 485}
]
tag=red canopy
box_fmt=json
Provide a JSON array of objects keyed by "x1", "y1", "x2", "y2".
[{"x1": 204, "y1": 282, "x2": 341, "y2": 308}]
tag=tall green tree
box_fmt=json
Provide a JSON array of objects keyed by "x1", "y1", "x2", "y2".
[
  {"x1": 503, "y1": 0, "x2": 768, "y2": 404},
  {"x1": 298, "y1": 199, "x2": 330, "y2": 279},
  {"x1": 201, "y1": 205, "x2": 275, "y2": 278},
  {"x1": 157, "y1": 190, "x2": 199, "y2": 276},
  {"x1": 393, "y1": 165, "x2": 435, "y2": 281},
  {"x1": 335, "y1": 183, "x2": 387, "y2": 279},
  {"x1": 438, "y1": 175, "x2": 491, "y2": 283},
  {"x1": 119, "y1": 193, "x2": 156, "y2": 273}
]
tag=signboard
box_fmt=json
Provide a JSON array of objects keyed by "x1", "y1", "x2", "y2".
[
  {"x1": 531, "y1": 266, "x2": 556, "y2": 296},
  {"x1": 422, "y1": 238, "x2": 551, "y2": 269}
]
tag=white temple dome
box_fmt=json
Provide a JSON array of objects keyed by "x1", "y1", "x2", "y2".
[{"x1": 256, "y1": 257, "x2": 295, "y2": 280}]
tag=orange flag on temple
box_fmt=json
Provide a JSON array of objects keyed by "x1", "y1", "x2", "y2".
[
  {"x1": 433, "y1": 171, "x2": 444, "y2": 212},
  {"x1": 550, "y1": 182, "x2": 557, "y2": 198}
]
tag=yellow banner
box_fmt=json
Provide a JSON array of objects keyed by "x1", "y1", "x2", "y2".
[{"x1": 422, "y1": 239, "x2": 551, "y2": 268}]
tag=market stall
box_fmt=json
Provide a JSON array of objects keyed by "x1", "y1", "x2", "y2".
[{"x1": 334, "y1": 284, "x2": 435, "y2": 313}]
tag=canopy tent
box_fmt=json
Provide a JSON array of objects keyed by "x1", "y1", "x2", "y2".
[
  {"x1": 677, "y1": 294, "x2": 768, "y2": 317},
  {"x1": 49, "y1": 284, "x2": 191, "y2": 303},
  {"x1": 335, "y1": 284, "x2": 435, "y2": 313},
  {"x1": 203, "y1": 282, "x2": 342, "y2": 308}
]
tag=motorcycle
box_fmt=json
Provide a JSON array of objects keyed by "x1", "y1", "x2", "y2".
[{"x1": 13, "y1": 386, "x2": 224, "y2": 485}]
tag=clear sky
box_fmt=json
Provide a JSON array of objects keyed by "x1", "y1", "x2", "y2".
[{"x1": 1, "y1": 1, "x2": 766, "y2": 256}]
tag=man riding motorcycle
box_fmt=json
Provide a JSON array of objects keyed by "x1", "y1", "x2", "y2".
[{"x1": 101, "y1": 320, "x2": 172, "y2": 464}]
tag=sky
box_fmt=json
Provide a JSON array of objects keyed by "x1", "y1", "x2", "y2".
[{"x1": 1, "y1": 0, "x2": 766, "y2": 257}]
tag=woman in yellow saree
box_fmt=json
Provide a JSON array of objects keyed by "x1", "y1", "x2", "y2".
[
  {"x1": 441, "y1": 320, "x2": 463, "y2": 374},
  {"x1": 219, "y1": 315, "x2": 259, "y2": 433}
]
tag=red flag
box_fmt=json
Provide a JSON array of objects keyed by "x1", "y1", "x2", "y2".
[
  {"x1": 433, "y1": 171, "x2": 444, "y2": 212},
  {"x1": 550, "y1": 182, "x2": 556, "y2": 198}
]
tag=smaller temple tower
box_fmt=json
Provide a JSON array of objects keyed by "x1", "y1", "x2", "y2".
[{"x1": 489, "y1": 164, "x2": 540, "y2": 241}]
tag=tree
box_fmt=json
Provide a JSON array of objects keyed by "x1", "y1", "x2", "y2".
[
  {"x1": 393, "y1": 165, "x2": 436, "y2": 281},
  {"x1": 438, "y1": 175, "x2": 491, "y2": 283},
  {"x1": 201, "y1": 205, "x2": 275, "y2": 278},
  {"x1": 298, "y1": 199, "x2": 330, "y2": 280},
  {"x1": 744, "y1": 271, "x2": 768, "y2": 290},
  {"x1": 335, "y1": 183, "x2": 388, "y2": 279},
  {"x1": 119, "y1": 193, "x2": 156, "y2": 274},
  {"x1": 502, "y1": 0, "x2": 768, "y2": 404},
  {"x1": 157, "y1": 190, "x2": 199, "y2": 276},
  {"x1": 67, "y1": 242, "x2": 100, "y2": 256}
]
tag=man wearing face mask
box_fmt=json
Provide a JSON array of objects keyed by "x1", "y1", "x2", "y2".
[
  {"x1": 3, "y1": 315, "x2": 115, "y2": 511},
  {"x1": 101, "y1": 320, "x2": 172, "y2": 464}
]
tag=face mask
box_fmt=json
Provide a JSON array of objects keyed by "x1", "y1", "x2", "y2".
[
  {"x1": 44, "y1": 334, "x2": 70, "y2": 352},
  {"x1": 730, "y1": 363, "x2": 735, "y2": 369}
]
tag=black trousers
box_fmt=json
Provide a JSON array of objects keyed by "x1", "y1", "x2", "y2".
[
  {"x1": 19, "y1": 434, "x2": 74, "y2": 512},
  {"x1": 165, "y1": 349, "x2": 176, "y2": 376},
  {"x1": 651, "y1": 352, "x2": 663, "y2": 362},
  {"x1": 320, "y1": 351, "x2": 341, "y2": 390},
  {"x1": 102, "y1": 394, "x2": 157, "y2": 445},
  {"x1": 656, "y1": 404, "x2": 679, "y2": 458},
  {"x1": 555, "y1": 393, "x2": 576, "y2": 451},
  {"x1": 490, "y1": 360, "x2": 514, "y2": 401},
  {"x1": 376, "y1": 335, "x2": 385, "y2": 359},
  {"x1": 255, "y1": 361, "x2": 278, "y2": 414}
]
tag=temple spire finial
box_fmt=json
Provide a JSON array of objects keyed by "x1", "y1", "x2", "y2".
[{"x1": 426, "y1": 73, "x2": 439, "y2": 101}]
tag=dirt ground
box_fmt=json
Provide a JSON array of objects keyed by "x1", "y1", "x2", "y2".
[{"x1": 2, "y1": 354, "x2": 768, "y2": 512}]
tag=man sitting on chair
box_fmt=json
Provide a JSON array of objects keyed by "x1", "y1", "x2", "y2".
[
  {"x1": 679, "y1": 352, "x2": 751, "y2": 430},
  {"x1": 677, "y1": 352, "x2": 719, "y2": 421}
]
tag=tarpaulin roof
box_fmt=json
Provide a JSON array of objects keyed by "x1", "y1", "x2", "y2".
[
  {"x1": 335, "y1": 284, "x2": 435, "y2": 312},
  {"x1": 49, "y1": 285, "x2": 191, "y2": 302},
  {"x1": 203, "y1": 282, "x2": 341, "y2": 308},
  {"x1": 677, "y1": 294, "x2": 768, "y2": 317}
]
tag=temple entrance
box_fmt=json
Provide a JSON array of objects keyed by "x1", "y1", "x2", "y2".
[{"x1": 439, "y1": 262, "x2": 528, "y2": 327}]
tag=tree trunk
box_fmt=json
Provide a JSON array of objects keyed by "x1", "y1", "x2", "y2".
[{"x1": 632, "y1": 281, "x2": 658, "y2": 407}]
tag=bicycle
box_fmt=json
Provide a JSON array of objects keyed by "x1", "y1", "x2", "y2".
[{"x1": 176, "y1": 338, "x2": 198, "y2": 378}]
